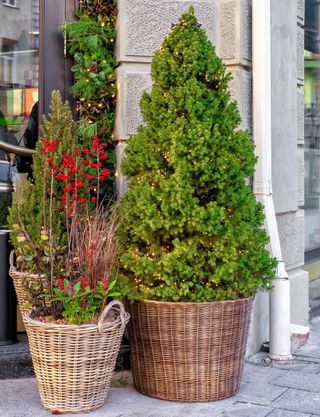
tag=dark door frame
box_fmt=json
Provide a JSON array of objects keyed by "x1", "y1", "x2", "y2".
[{"x1": 39, "y1": 0, "x2": 79, "y2": 117}]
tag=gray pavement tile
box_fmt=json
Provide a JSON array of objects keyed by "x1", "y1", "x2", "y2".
[
  {"x1": 242, "y1": 363, "x2": 286, "y2": 383},
  {"x1": 296, "y1": 334, "x2": 320, "y2": 359},
  {"x1": 107, "y1": 385, "x2": 178, "y2": 409},
  {"x1": 267, "y1": 410, "x2": 312, "y2": 417},
  {"x1": 232, "y1": 381, "x2": 287, "y2": 406},
  {"x1": 0, "y1": 377, "x2": 239, "y2": 417},
  {"x1": 0, "y1": 378, "x2": 160, "y2": 417},
  {"x1": 296, "y1": 350, "x2": 320, "y2": 360},
  {"x1": 0, "y1": 378, "x2": 48, "y2": 417},
  {"x1": 98, "y1": 410, "x2": 183, "y2": 417},
  {"x1": 272, "y1": 389, "x2": 320, "y2": 415},
  {"x1": 309, "y1": 317, "x2": 320, "y2": 331},
  {"x1": 272, "y1": 371, "x2": 320, "y2": 392},
  {"x1": 248, "y1": 352, "x2": 270, "y2": 364},
  {"x1": 294, "y1": 356, "x2": 320, "y2": 365},
  {"x1": 298, "y1": 364, "x2": 320, "y2": 374},
  {"x1": 217, "y1": 402, "x2": 274, "y2": 417},
  {"x1": 107, "y1": 384, "x2": 237, "y2": 414},
  {"x1": 272, "y1": 362, "x2": 312, "y2": 372}
]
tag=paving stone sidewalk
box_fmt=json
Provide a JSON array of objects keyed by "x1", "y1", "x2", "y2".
[{"x1": 2, "y1": 318, "x2": 320, "y2": 417}]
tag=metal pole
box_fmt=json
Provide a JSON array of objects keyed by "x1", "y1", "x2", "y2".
[{"x1": 0, "y1": 230, "x2": 18, "y2": 346}]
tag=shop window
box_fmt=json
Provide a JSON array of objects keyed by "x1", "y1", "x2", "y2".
[
  {"x1": 0, "y1": 39, "x2": 16, "y2": 84},
  {"x1": 305, "y1": 0, "x2": 320, "y2": 259},
  {"x1": 2, "y1": 0, "x2": 18, "y2": 8},
  {"x1": 0, "y1": 2, "x2": 39, "y2": 162}
]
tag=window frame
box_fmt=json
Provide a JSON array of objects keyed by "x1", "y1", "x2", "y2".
[
  {"x1": 39, "y1": 0, "x2": 78, "y2": 116},
  {"x1": 2, "y1": 0, "x2": 19, "y2": 9}
]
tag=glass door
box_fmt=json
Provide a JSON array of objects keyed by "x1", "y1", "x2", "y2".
[{"x1": 0, "y1": 0, "x2": 39, "y2": 334}]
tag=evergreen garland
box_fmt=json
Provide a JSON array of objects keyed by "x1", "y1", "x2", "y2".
[
  {"x1": 118, "y1": 8, "x2": 276, "y2": 302},
  {"x1": 65, "y1": 1, "x2": 117, "y2": 192},
  {"x1": 79, "y1": 0, "x2": 116, "y2": 18}
]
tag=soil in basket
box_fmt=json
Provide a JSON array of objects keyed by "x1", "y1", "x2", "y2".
[{"x1": 32, "y1": 313, "x2": 117, "y2": 325}]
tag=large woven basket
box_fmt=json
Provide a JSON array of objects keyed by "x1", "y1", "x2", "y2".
[
  {"x1": 9, "y1": 251, "x2": 48, "y2": 314},
  {"x1": 128, "y1": 298, "x2": 253, "y2": 402},
  {"x1": 23, "y1": 300, "x2": 130, "y2": 414}
]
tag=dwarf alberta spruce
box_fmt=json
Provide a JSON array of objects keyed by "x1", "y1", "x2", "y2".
[{"x1": 118, "y1": 8, "x2": 276, "y2": 302}]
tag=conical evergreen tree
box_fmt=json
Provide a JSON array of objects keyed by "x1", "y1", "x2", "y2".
[
  {"x1": 118, "y1": 8, "x2": 276, "y2": 302},
  {"x1": 8, "y1": 91, "x2": 77, "y2": 268}
]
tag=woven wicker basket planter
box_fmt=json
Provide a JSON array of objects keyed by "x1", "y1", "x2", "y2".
[
  {"x1": 9, "y1": 251, "x2": 48, "y2": 314},
  {"x1": 23, "y1": 300, "x2": 130, "y2": 414},
  {"x1": 128, "y1": 298, "x2": 253, "y2": 402}
]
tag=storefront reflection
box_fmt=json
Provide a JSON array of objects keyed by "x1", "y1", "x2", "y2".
[{"x1": 0, "y1": 0, "x2": 39, "y2": 224}]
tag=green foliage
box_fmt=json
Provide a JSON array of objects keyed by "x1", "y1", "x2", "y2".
[
  {"x1": 118, "y1": 8, "x2": 276, "y2": 302},
  {"x1": 65, "y1": 13, "x2": 116, "y2": 106},
  {"x1": 49, "y1": 279, "x2": 120, "y2": 325},
  {"x1": 8, "y1": 90, "x2": 121, "y2": 324},
  {"x1": 8, "y1": 91, "x2": 77, "y2": 272},
  {"x1": 65, "y1": 4, "x2": 117, "y2": 194},
  {"x1": 79, "y1": 0, "x2": 116, "y2": 18},
  {"x1": 111, "y1": 379, "x2": 128, "y2": 388},
  {"x1": 41, "y1": 90, "x2": 77, "y2": 148}
]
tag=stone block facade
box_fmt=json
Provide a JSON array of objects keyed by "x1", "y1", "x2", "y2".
[
  {"x1": 115, "y1": 0, "x2": 253, "y2": 144},
  {"x1": 117, "y1": 0, "x2": 217, "y2": 63},
  {"x1": 297, "y1": 0, "x2": 304, "y2": 24},
  {"x1": 277, "y1": 211, "x2": 305, "y2": 270},
  {"x1": 297, "y1": 88, "x2": 304, "y2": 144},
  {"x1": 115, "y1": 64, "x2": 152, "y2": 141},
  {"x1": 218, "y1": 0, "x2": 251, "y2": 66},
  {"x1": 228, "y1": 67, "x2": 252, "y2": 133}
]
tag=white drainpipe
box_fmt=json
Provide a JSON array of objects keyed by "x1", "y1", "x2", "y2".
[{"x1": 252, "y1": 0, "x2": 292, "y2": 361}]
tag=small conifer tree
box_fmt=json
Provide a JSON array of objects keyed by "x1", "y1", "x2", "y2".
[
  {"x1": 8, "y1": 91, "x2": 77, "y2": 268},
  {"x1": 118, "y1": 8, "x2": 276, "y2": 302}
]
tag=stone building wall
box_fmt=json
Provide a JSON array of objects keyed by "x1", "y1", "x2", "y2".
[{"x1": 115, "y1": 0, "x2": 308, "y2": 356}]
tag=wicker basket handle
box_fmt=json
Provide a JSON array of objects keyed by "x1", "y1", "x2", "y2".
[
  {"x1": 9, "y1": 250, "x2": 15, "y2": 271},
  {"x1": 98, "y1": 300, "x2": 126, "y2": 334}
]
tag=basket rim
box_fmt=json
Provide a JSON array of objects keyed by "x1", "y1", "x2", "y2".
[
  {"x1": 22, "y1": 306, "x2": 130, "y2": 331},
  {"x1": 9, "y1": 251, "x2": 46, "y2": 278},
  {"x1": 131, "y1": 297, "x2": 253, "y2": 307},
  {"x1": 9, "y1": 264, "x2": 46, "y2": 278}
]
